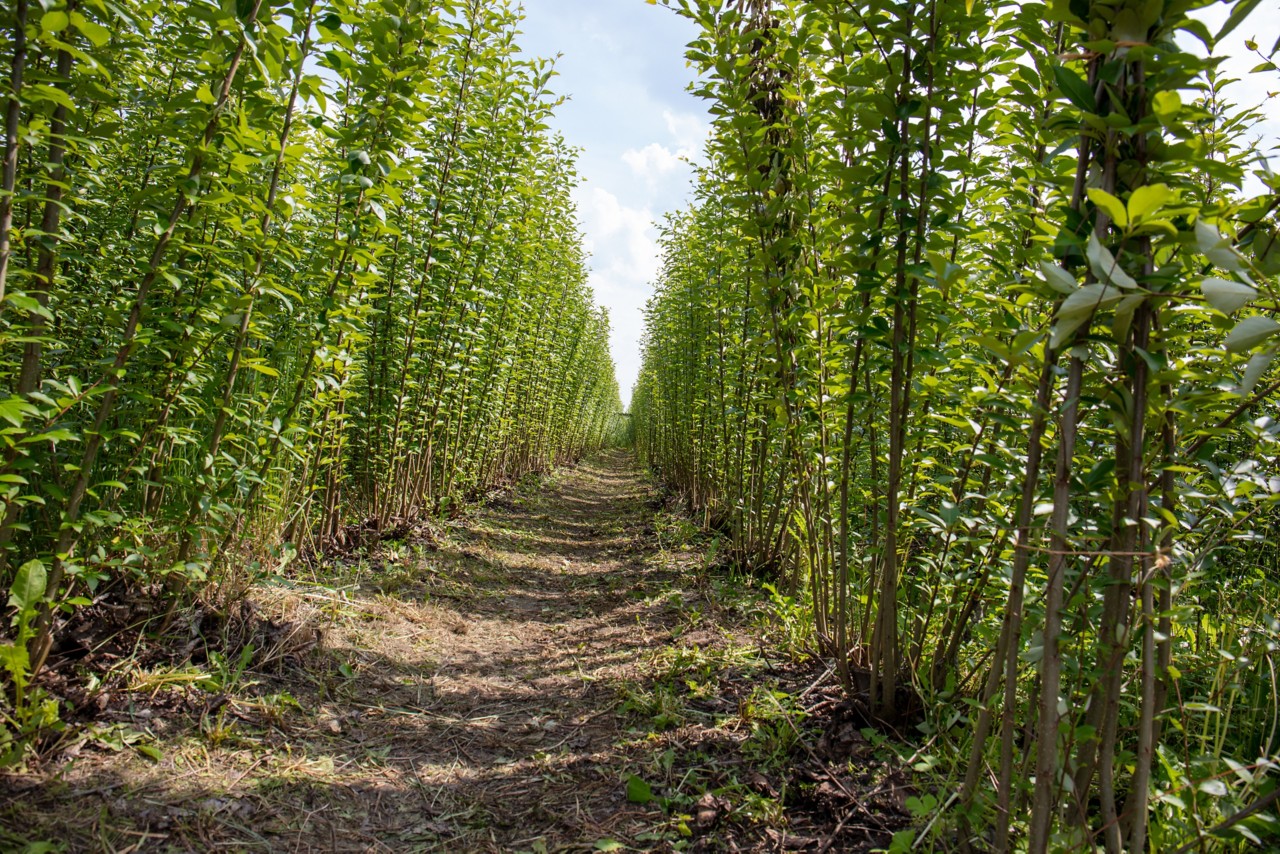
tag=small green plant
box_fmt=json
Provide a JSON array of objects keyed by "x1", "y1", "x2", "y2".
[
  {"x1": 654, "y1": 514, "x2": 699, "y2": 553},
  {"x1": 739, "y1": 687, "x2": 803, "y2": 766},
  {"x1": 618, "y1": 679, "x2": 686, "y2": 732},
  {"x1": 0, "y1": 560, "x2": 63, "y2": 766},
  {"x1": 757, "y1": 583, "x2": 816, "y2": 663},
  {"x1": 1, "y1": 561, "x2": 46, "y2": 712},
  {"x1": 207, "y1": 642, "x2": 257, "y2": 692},
  {"x1": 82, "y1": 722, "x2": 164, "y2": 763}
]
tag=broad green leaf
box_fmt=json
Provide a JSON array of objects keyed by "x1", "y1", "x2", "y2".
[
  {"x1": 41, "y1": 11, "x2": 70, "y2": 32},
  {"x1": 1198, "y1": 779, "x2": 1228, "y2": 797},
  {"x1": 6, "y1": 292, "x2": 55, "y2": 320},
  {"x1": 1196, "y1": 219, "x2": 1245, "y2": 272},
  {"x1": 1152, "y1": 90, "x2": 1181, "y2": 123},
  {"x1": 1201, "y1": 278, "x2": 1256, "y2": 314},
  {"x1": 1112, "y1": 293, "x2": 1146, "y2": 343},
  {"x1": 1087, "y1": 188, "x2": 1128, "y2": 228},
  {"x1": 1052, "y1": 65, "x2": 1096, "y2": 112},
  {"x1": 1085, "y1": 234, "x2": 1137, "y2": 288},
  {"x1": 0, "y1": 396, "x2": 35, "y2": 428},
  {"x1": 1039, "y1": 261, "x2": 1077, "y2": 295},
  {"x1": 70, "y1": 12, "x2": 112, "y2": 47},
  {"x1": 1215, "y1": 0, "x2": 1263, "y2": 44},
  {"x1": 1253, "y1": 227, "x2": 1280, "y2": 276},
  {"x1": 136, "y1": 743, "x2": 164, "y2": 762},
  {"x1": 1195, "y1": 219, "x2": 1223, "y2": 253},
  {"x1": 1126, "y1": 184, "x2": 1173, "y2": 221},
  {"x1": 1223, "y1": 757, "x2": 1256, "y2": 785},
  {"x1": 625, "y1": 774, "x2": 653, "y2": 804},
  {"x1": 1057, "y1": 284, "x2": 1123, "y2": 320},
  {"x1": 9, "y1": 560, "x2": 48, "y2": 614},
  {"x1": 1226, "y1": 316, "x2": 1280, "y2": 353},
  {"x1": 1238, "y1": 352, "x2": 1273, "y2": 395},
  {"x1": 0, "y1": 644, "x2": 29, "y2": 687},
  {"x1": 245, "y1": 361, "x2": 282, "y2": 377},
  {"x1": 1052, "y1": 284, "x2": 1122, "y2": 347}
]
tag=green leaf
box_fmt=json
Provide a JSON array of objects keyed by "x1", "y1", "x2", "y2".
[
  {"x1": 1039, "y1": 261, "x2": 1076, "y2": 295},
  {"x1": 1059, "y1": 284, "x2": 1123, "y2": 318},
  {"x1": 888, "y1": 829, "x2": 917, "y2": 854},
  {"x1": 1152, "y1": 91, "x2": 1181, "y2": 124},
  {"x1": 1196, "y1": 220, "x2": 1244, "y2": 272},
  {"x1": 70, "y1": 12, "x2": 112, "y2": 47},
  {"x1": 625, "y1": 774, "x2": 653, "y2": 804},
  {"x1": 9, "y1": 560, "x2": 48, "y2": 614},
  {"x1": 1085, "y1": 234, "x2": 1137, "y2": 289},
  {"x1": 1224, "y1": 756, "x2": 1256, "y2": 785},
  {"x1": 1215, "y1": 0, "x2": 1263, "y2": 45},
  {"x1": 1195, "y1": 219, "x2": 1223, "y2": 253},
  {"x1": 1126, "y1": 184, "x2": 1173, "y2": 222},
  {"x1": 1254, "y1": 227, "x2": 1280, "y2": 275},
  {"x1": 1201, "y1": 278, "x2": 1257, "y2": 315},
  {"x1": 1052, "y1": 283, "x2": 1122, "y2": 348},
  {"x1": 244, "y1": 361, "x2": 282, "y2": 377},
  {"x1": 1238, "y1": 352, "x2": 1274, "y2": 395},
  {"x1": 40, "y1": 10, "x2": 70, "y2": 32},
  {"x1": 1198, "y1": 779, "x2": 1228, "y2": 797},
  {"x1": 1087, "y1": 189, "x2": 1127, "y2": 228},
  {"x1": 0, "y1": 643, "x2": 29, "y2": 685},
  {"x1": 6, "y1": 292, "x2": 55, "y2": 320},
  {"x1": 1112, "y1": 293, "x2": 1146, "y2": 343},
  {"x1": 905, "y1": 794, "x2": 939, "y2": 816},
  {"x1": 1052, "y1": 65, "x2": 1096, "y2": 112},
  {"x1": 135, "y1": 743, "x2": 164, "y2": 762},
  {"x1": 1225, "y1": 316, "x2": 1280, "y2": 353},
  {"x1": 0, "y1": 396, "x2": 35, "y2": 428}
]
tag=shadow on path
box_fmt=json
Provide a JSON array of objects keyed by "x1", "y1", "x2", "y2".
[{"x1": 1, "y1": 450, "x2": 728, "y2": 852}]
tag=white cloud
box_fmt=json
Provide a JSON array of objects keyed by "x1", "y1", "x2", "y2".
[
  {"x1": 622, "y1": 142, "x2": 685, "y2": 181},
  {"x1": 582, "y1": 14, "x2": 620, "y2": 52},
  {"x1": 621, "y1": 109, "x2": 709, "y2": 191},
  {"x1": 663, "y1": 109, "x2": 709, "y2": 156},
  {"x1": 578, "y1": 187, "x2": 658, "y2": 273},
  {"x1": 574, "y1": 187, "x2": 662, "y2": 406}
]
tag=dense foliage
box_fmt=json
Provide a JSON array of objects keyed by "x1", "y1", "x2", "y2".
[
  {"x1": 0, "y1": 0, "x2": 620, "y2": 747},
  {"x1": 635, "y1": 0, "x2": 1280, "y2": 848}
]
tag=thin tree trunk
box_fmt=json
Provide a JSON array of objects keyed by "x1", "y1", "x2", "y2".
[{"x1": 0, "y1": 0, "x2": 29, "y2": 307}]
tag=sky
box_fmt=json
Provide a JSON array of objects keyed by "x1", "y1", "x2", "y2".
[
  {"x1": 515, "y1": 1, "x2": 1279, "y2": 410},
  {"x1": 516, "y1": 0, "x2": 709, "y2": 410},
  {"x1": 1185, "y1": 5, "x2": 1280, "y2": 197}
]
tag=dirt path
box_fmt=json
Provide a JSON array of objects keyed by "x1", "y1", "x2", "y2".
[
  {"x1": 1, "y1": 451, "x2": 909, "y2": 852},
  {"x1": 339, "y1": 449, "x2": 701, "y2": 848}
]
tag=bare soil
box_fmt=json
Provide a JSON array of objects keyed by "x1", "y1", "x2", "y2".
[{"x1": 0, "y1": 450, "x2": 910, "y2": 852}]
